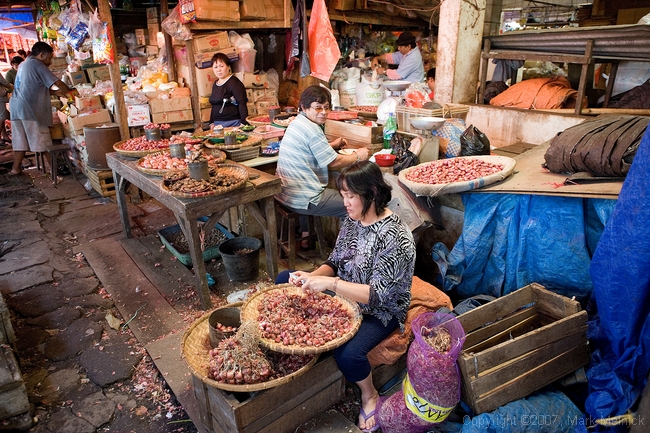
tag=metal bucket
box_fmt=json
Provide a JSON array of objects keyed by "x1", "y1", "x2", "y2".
[
  {"x1": 83, "y1": 123, "x2": 122, "y2": 170},
  {"x1": 188, "y1": 161, "x2": 209, "y2": 180},
  {"x1": 145, "y1": 128, "x2": 161, "y2": 141},
  {"x1": 208, "y1": 306, "x2": 241, "y2": 347}
]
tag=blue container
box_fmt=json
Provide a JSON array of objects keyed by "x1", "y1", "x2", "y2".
[{"x1": 157, "y1": 218, "x2": 234, "y2": 267}]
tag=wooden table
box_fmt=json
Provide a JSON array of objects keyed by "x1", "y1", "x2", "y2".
[{"x1": 107, "y1": 152, "x2": 281, "y2": 309}]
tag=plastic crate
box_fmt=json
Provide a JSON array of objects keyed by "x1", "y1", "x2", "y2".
[
  {"x1": 158, "y1": 218, "x2": 234, "y2": 266},
  {"x1": 396, "y1": 104, "x2": 469, "y2": 133}
]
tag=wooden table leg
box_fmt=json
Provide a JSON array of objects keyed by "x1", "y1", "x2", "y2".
[
  {"x1": 177, "y1": 214, "x2": 212, "y2": 310},
  {"x1": 112, "y1": 171, "x2": 133, "y2": 239},
  {"x1": 244, "y1": 197, "x2": 279, "y2": 280}
]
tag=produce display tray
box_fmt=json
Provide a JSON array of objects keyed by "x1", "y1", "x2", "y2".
[
  {"x1": 158, "y1": 219, "x2": 234, "y2": 266},
  {"x1": 224, "y1": 146, "x2": 261, "y2": 162}
]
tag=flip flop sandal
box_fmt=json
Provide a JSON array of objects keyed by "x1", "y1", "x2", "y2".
[{"x1": 359, "y1": 407, "x2": 379, "y2": 433}]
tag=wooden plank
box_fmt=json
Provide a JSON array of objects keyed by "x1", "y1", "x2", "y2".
[
  {"x1": 463, "y1": 306, "x2": 538, "y2": 350},
  {"x1": 476, "y1": 141, "x2": 622, "y2": 198},
  {"x1": 456, "y1": 284, "x2": 538, "y2": 334},
  {"x1": 80, "y1": 237, "x2": 186, "y2": 345},
  {"x1": 468, "y1": 330, "x2": 586, "y2": 397},
  {"x1": 482, "y1": 49, "x2": 590, "y2": 65},
  {"x1": 533, "y1": 285, "x2": 581, "y2": 319},
  {"x1": 461, "y1": 312, "x2": 587, "y2": 374},
  {"x1": 470, "y1": 344, "x2": 590, "y2": 414},
  {"x1": 463, "y1": 308, "x2": 539, "y2": 353}
]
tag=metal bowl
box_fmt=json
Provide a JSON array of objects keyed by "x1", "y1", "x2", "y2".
[
  {"x1": 383, "y1": 80, "x2": 411, "y2": 92},
  {"x1": 409, "y1": 116, "x2": 446, "y2": 131}
]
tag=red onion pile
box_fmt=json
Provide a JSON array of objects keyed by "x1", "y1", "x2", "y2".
[{"x1": 405, "y1": 158, "x2": 504, "y2": 185}]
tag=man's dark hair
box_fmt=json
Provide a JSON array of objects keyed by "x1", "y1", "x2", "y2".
[
  {"x1": 427, "y1": 68, "x2": 436, "y2": 80},
  {"x1": 30, "y1": 42, "x2": 53, "y2": 57},
  {"x1": 10, "y1": 56, "x2": 24, "y2": 66},
  {"x1": 298, "y1": 85, "x2": 331, "y2": 112},
  {"x1": 336, "y1": 160, "x2": 392, "y2": 217},
  {"x1": 17, "y1": 49, "x2": 27, "y2": 57}
]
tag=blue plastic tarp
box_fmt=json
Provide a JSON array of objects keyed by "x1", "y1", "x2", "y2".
[
  {"x1": 585, "y1": 124, "x2": 650, "y2": 421},
  {"x1": 432, "y1": 193, "x2": 615, "y2": 301}
]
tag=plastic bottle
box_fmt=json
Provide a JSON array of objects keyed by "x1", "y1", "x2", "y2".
[{"x1": 383, "y1": 112, "x2": 397, "y2": 150}]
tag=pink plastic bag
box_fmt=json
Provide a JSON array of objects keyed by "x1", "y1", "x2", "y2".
[{"x1": 307, "y1": 0, "x2": 340, "y2": 81}]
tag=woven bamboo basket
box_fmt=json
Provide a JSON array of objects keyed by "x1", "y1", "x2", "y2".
[
  {"x1": 182, "y1": 307, "x2": 319, "y2": 393},
  {"x1": 396, "y1": 103, "x2": 469, "y2": 133},
  {"x1": 204, "y1": 134, "x2": 263, "y2": 150},
  {"x1": 113, "y1": 139, "x2": 171, "y2": 158},
  {"x1": 246, "y1": 115, "x2": 272, "y2": 127},
  {"x1": 241, "y1": 284, "x2": 362, "y2": 355},
  {"x1": 136, "y1": 149, "x2": 226, "y2": 176},
  {"x1": 161, "y1": 164, "x2": 249, "y2": 198}
]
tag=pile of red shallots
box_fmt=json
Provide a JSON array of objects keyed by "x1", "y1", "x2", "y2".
[
  {"x1": 207, "y1": 322, "x2": 314, "y2": 386},
  {"x1": 405, "y1": 158, "x2": 504, "y2": 185},
  {"x1": 256, "y1": 290, "x2": 353, "y2": 347}
]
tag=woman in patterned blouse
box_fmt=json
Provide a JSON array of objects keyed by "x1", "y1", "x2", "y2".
[{"x1": 279, "y1": 160, "x2": 416, "y2": 432}]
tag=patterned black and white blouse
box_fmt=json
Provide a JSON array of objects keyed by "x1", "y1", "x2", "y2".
[{"x1": 325, "y1": 213, "x2": 415, "y2": 330}]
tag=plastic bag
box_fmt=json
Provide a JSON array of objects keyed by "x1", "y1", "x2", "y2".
[
  {"x1": 432, "y1": 117, "x2": 466, "y2": 158},
  {"x1": 307, "y1": 0, "x2": 340, "y2": 82},
  {"x1": 460, "y1": 124, "x2": 491, "y2": 156},
  {"x1": 161, "y1": 5, "x2": 192, "y2": 41},
  {"x1": 391, "y1": 133, "x2": 419, "y2": 175},
  {"x1": 178, "y1": 0, "x2": 196, "y2": 24},
  {"x1": 377, "y1": 312, "x2": 466, "y2": 433}
]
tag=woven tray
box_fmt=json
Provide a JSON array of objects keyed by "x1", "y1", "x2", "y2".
[
  {"x1": 246, "y1": 115, "x2": 271, "y2": 126},
  {"x1": 241, "y1": 284, "x2": 362, "y2": 355},
  {"x1": 204, "y1": 134, "x2": 263, "y2": 150},
  {"x1": 348, "y1": 106, "x2": 379, "y2": 119},
  {"x1": 271, "y1": 114, "x2": 297, "y2": 128},
  {"x1": 182, "y1": 308, "x2": 319, "y2": 393},
  {"x1": 398, "y1": 155, "x2": 517, "y2": 197},
  {"x1": 136, "y1": 149, "x2": 226, "y2": 176},
  {"x1": 161, "y1": 163, "x2": 249, "y2": 198},
  {"x1": 113, "y1": 139, "x2": 171, "y2": 158},
  {"x1": 225, "y1": 146, "x2": 261, "y2": 162}
]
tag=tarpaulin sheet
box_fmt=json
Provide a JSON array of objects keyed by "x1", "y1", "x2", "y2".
[
  {"x1": 432, "y1": 193, "x2": 615, "y2": 301},
  {"x1": 584, "y1": 123, "x2": 650, "y2": 423}
]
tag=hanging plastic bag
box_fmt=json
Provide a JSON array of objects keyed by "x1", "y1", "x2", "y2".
[
  {"x1": 93, "y1": 23, "x2": 114, "y2": 65},
  {"x1": 392, "y1": 133, "x2": 419, "y2": 175},
  {"x1": 178, "y1": 0, "x2": 196, "y2": 24},
  {"x1": 460, "y1": 124, "x2": 491, "y2": 156},
  {"x1": 299, "y1": 0, "x2": 311, "y2": 78},
  {"x1": 162, "y1": 5, "x2": 192, "y2": 41},
  {"x1": 377, "y1": 312, "x2": 465, "y2": 433},
  {"x1": 307, "y1": 0, "x2": 340, "y2": 81}
]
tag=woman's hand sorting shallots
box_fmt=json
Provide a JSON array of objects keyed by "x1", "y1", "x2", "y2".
[{"x1": 289, "y1": 272, "x2": 334, "y2": 295}]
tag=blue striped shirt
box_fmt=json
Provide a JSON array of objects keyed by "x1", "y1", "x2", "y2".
[{"x1": 275, "y1": 113, "x2": 338, "y2": 209}]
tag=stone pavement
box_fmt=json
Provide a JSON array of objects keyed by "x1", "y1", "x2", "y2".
[
  {"x1": 0, "y1": 166, "x2": 202, "y2": 433},
  {"x1": 0, "y1": 165, "x2": 363, "y2": 433}
]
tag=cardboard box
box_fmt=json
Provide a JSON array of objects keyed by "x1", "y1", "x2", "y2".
[
  {"x1": 324, "y1": 119, "x2": 383, "y2": 144},
  {"x1": 127, "y1": 104, "x2": 151, "y2": 127},
  {"x1": 456, "y1": 283, "x2": 589, "y2": 414},
  {"x1": 247, "y1": 102, "x2": 257, "y2": 116},
  {"x1": 75, "y1": 95, "x2": 103, "y2": 112},
  {"x1": 266, "y1": 0, "x2": 293, "y2": 20},
  {"x1": 240, "y1": 0, "x2": 266, "y2": 19},
  {"x1": 194, "y1": 0, "x2": 240, "y2": 21},
  {"x1": 66, "y1": 70, "x2": 88, "y2": 85},
  {"x1": 129, "y1": 56, "x2": 149, "y2": 69},
  {"x1": 85, "y1": 65, "x2": 111, "y2": 85},
  {"x1": 67, "y1": 109, "x2": 112, "y2": 134},
  {"x1": 50, "y1": 57, "x2": 68, "y2": 70},
  {"x1": 201, "y1": 107, "x2": 211, "y2": 122},
  {"x1": 234, "y1": 72, "x2": 269, "y2": 89},
  {"x1": 146, "y1": 7, "x2": 159, "y2": 21},
  {"x1": 176, "y1": 64, "x2": 216, "y2": 97},
  {"x1": 151, "y1": 109, "x2": 193, "y2": 124},
  {"x1": 255, "y1": 98, "x2": 279, "y2": 115},
  {"x1": 192, "y1": 31, "x2": 230, "y2": 53},
  {"x1": 195, "y1": 47, "x2": 238, "y2": 68},
  {"x1": 252, "y1": 88, "x2": 275, "y2": 102},
  {"x1": 146, "y1": 45, "x2": 159, "y2": 56},
  {"x1": 148, "y1": 96, "x2": 192, "y2": 114}
]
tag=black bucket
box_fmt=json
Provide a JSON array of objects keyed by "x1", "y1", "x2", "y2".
[{"x1": 218, "y1": 237, "x2": 262, "y2": 282}]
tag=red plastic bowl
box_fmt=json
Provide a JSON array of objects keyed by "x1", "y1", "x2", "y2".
[{"x1": 375, "y1": 153, "x2": 396, "y2": 167}]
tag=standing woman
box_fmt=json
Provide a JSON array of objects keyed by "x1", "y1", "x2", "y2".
[
  {"x1": 209, "y1": 52, "x2": 248, "y2": 128},
  {"x1": 281, "y1": 161, "x2": 416, "y2": 432}
]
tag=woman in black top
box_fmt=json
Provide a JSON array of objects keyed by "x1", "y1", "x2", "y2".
[{"x1": 209, "y1": 52, "x2": 248, "y2": 127}]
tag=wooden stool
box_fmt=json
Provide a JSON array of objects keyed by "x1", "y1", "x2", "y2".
[
  {"x1": 36, "y1": 143, "x2": 77, "y2": 185},
  {"x1": 275, "y1": 201, "x2": 327, "y2": 270}
]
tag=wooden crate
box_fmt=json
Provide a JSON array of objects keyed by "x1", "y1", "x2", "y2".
[
  {"x1": 0, "y1": 293, "x2": 15, "y2": 349},
  {"x1": 456, "y1": 283, "x2": 589, "y2": 414},
  {"x1": 193, "y1": 353, "x2": 344, "y2": 433},
  {"x1": 324, "y1": 119, "x2": 383, "y2": 144},
  {"x1": 85, "y1": 168, "x2": 115, "y2": 197}
]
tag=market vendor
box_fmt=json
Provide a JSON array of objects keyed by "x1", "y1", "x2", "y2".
[
  {"x1": 209, "y1": 52, "x2": 248, "y2": 128},
  {"x1": 277, "y1": 160, "x2": 416, "y2": 432},
  {"x1": 371, "y1": 31, "x2": 425, "y2": 83},
  {"x1": 275, "y1": 85, "x2": 370, "y2": 249}
]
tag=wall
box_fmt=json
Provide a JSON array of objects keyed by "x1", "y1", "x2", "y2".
[{"x1": 464, "y1": 104, "x2": 586, "y2": 148}]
